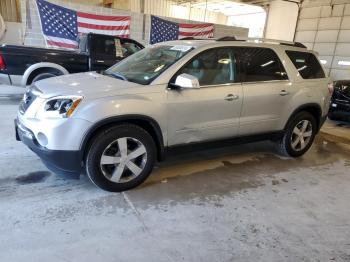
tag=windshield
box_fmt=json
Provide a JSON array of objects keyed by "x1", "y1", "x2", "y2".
[{"x1": 105, "y1": 45, "x2": 193, "y2": 85}]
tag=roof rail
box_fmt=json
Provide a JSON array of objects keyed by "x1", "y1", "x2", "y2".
[
  {"x1": 216, "y1": 36, "x2": 307, "y2": 48},
  {"x1": 292, "y1": 42, "x2": 307, "y2": 48},
  {"x1": 180, "y1": 37, "x2": 209, "y2": 41},
  {"x1": 180, "y1": 37, "x2": 196, "y2": 40},
  {"x1": 216, "y1": 36, "x2": 238, "y2": 41}
]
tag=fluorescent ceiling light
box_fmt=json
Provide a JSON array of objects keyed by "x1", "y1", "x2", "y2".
[
  {"x1": 298, "y1": 65, "x2": 307, "y2": 71},
  {"x1": 218, "y1": 58, "x2": 231, "y2": 64},
  {"x1": 261, "y1": 60, "x2": 274, "y2": 67},
  {"x1": 320, "y1": 60, "x2": 327, "y2": 65},
  {"x1": 338, "y1": 60, "x2": 350, "y2": 66}
]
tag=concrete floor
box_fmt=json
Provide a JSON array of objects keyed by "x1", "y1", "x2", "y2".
[{"x1": 1, "y1": 97, "x2": 350, "y2": 262}]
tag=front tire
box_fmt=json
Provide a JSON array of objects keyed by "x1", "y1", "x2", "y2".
[
  {"x1": 278, "y1": 111, "x2": 317, "y2": 157},
  {"x1": 86, "y1": 124, "x2": 156, "y2": 192}
]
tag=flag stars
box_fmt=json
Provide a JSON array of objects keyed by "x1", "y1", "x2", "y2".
[{"x1": 37, "y1": 0, "x2": 129, "y2": 47}]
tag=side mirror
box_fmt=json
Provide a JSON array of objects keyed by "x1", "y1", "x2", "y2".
[{"x1": 171, "y1": 73, "x2": 200, "y2": 89}]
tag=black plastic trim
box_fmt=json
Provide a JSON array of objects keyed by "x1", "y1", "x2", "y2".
[
  {"x1": 15, "y1": 119, "x2": 82, "y2": 177},
  {"x1": 80, "y1": 115, "x2": 165, "y2": 162},
  {"x1": 166, "y1": 131, "x2": 284, "y2": 156},
  {"x1": 284, "y1": 103, "x2": 323, "y2": 132}
]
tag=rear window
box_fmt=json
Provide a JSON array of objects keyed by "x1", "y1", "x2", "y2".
[{"x1": 286, "y1": 51, "x2": 325, "y2": 79}]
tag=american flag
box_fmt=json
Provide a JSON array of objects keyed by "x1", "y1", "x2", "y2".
[
  {"x1": 36, "y1": 0, "x2": 130, "y2": 49},
  {"x1": 150, "y1": 16, "x2": 214, "y2": 44}
]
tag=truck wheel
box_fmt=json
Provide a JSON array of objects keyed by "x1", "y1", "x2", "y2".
[
  {"x1": 86, "y1": 124, "x2": 156, "y2": 192},
  {"x1": 277, "y1": 111, "x2": 317, "y2": 157},
  {"x1": 32, "y1": 72, "x2": 58, "y2": 83}
]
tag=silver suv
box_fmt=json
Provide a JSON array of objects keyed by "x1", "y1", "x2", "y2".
[{"x1": 15, "y1": 38, "x2": 332, "y2": 192}]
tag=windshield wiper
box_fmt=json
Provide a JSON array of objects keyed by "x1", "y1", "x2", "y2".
[{"x1": 110, "y1": 72, "x2": 128, "y2": 81}]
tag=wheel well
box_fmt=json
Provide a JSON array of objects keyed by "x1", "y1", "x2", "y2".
[
  {"x1": 286, "y1": 104, "x2": 322, "y2": 131},
  {"x1": 81, "y1": 118, "x2": 165, "y2": 163},
  {"x1": 27, "y1": 67, "x2": 64, "y2": 85}
]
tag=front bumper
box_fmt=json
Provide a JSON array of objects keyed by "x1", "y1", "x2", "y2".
[
  {"x1": 329, "y1": 101, "x2": 350, "y2": 121},
  {"x1": 15, "y1": 119, "x2": 82, "y2": 177},
  {"x1": 328, "y1": 110, "x2": 350, "y2": 121}
]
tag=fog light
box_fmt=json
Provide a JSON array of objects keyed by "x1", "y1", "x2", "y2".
[{"x1": 37, "y1": 132, "x2": 48, "y2": 146}]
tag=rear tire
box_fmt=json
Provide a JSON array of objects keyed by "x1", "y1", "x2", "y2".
[
  {"x1": 277, "y1": 111, "x2": 317, "y2": 157},
  {"x1": 86, "y1": 124, "x2": 156, "y2": 192}
]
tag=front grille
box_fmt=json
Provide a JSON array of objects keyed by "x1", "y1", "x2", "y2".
[{"x1": 19, "y1": 86, "x2": 41, "y2": 114}]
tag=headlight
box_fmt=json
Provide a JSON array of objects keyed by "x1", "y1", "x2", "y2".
[{"x1": 36, "y1": 96, "x2": 83, "y2": 119}]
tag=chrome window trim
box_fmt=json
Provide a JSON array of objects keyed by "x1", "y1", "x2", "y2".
[
  {"x1": 199, "y1": 82, "x2": 242, "y2": 88},
  {"x1": 166, "y1": 82, "x2": 241, "y2": 91},
  {"x1": 241, "y1": 79, "x2": 290, "y2": 85}
]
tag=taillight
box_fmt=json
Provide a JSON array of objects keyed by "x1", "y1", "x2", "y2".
[
  {"x1": 0, "y1": 54, "x2": 5, "y2": 70},
  {"x1": 328, "y1": 82, "x2": 334, "y2": 95}
]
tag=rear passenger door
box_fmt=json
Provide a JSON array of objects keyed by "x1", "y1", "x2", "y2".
[
  {"x1": 167, "y1": 47, "x2": 243, "y2": 146},
  {"x1": 238, "y1": 47, "x2": 291, "y2": 135}
]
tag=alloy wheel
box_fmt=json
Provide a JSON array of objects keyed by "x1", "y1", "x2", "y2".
[
  {"x1": 100, "y1": 137, "x2": 147, "y2": 183},
  {"x1": 290, "y1": 120, "x2": 313, "y2": 151}
]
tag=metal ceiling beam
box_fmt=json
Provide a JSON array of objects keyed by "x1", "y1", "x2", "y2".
[{"x1": 176, "y1": 0, "x2": 301, "y2": 7}]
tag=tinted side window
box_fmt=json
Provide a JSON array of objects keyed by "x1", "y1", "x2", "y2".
[
  {"x1": 286, "y1": 51, "x2": 325, "y2": 79},
  {"x1": 174, "y1": 48, "x2": 237, "y2": 86},
  {"x1": 92, "y1": 37, "x2": 115, "y2": 56},
  {"x1": 240, "y1": 48, "x2": 288, "y2": 82}
]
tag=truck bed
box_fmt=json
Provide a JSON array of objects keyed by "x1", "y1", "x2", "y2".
[{"x1": 0, "y1": 44, "x2": 88, "y2": 76}]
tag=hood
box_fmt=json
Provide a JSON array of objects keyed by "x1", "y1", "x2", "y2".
[{"x1": 34, "y1": 72, "x2": 143, "y2": 99}]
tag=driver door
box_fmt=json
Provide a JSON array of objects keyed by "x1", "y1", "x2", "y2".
[{"x1": 167, "y1": 47, "x2": 243, "y2": 146}]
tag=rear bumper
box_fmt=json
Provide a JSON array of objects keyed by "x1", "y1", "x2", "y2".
[
  {"x1": 0, "y1": 73, "x2": 23, "y2": 86},
  {"x1": 0, "y1": 73, "x2": 11, "y2": 85},
  {"x1": 15, "y1": 119, "x2": 82, "y2": 177}
]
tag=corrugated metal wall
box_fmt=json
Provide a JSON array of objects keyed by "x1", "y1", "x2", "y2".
[
  {"x1": 295, "y1": 0, "x2": 350, "y2": 80},
  {"x1": 143, "y1": 0, "x2": 173, "y2": 17},
  {"x1": 136, "y1": 0, "x2": 227, "y2": 24}
]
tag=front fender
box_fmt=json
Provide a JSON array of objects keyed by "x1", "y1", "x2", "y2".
[{"x1": 74, "y1": 92, "x2": 168, "y2": 146}]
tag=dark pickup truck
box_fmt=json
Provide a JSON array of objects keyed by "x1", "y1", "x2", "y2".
[{"x1": 0, "y1": 33, "x2": 144, "y2": 86}]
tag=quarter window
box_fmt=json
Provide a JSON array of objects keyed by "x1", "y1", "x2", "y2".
[
  {"x1": 240, "y1": 48, "x2": 288, "y2": 82},
  {"x1": 286, "y1": 51, "x2": 325, "y2": 79},
  {"x1": 174, "y1": 48, "x2": 237, "y2": 86}
]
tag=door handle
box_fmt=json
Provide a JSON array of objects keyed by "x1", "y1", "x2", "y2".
[
  {"x1": 280, "y1": 90, "x2": 290, "y2": 96},
  {"x1": 224, "y1": 94, "x2": 239, "y2": 101},
  {"x1": 96, "y1": 60, "x2": 105, "y2": 63}
]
